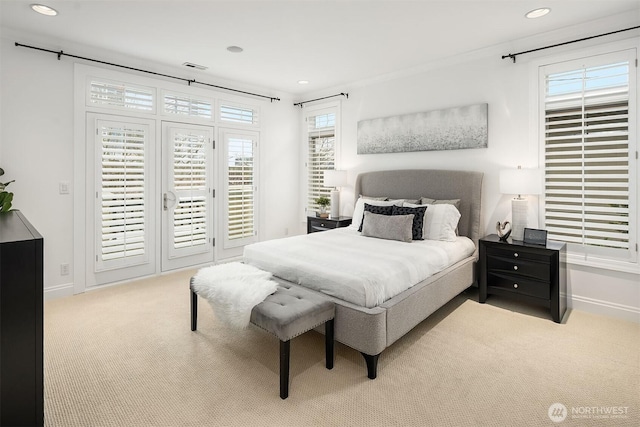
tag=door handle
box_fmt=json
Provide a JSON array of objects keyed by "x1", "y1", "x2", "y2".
[{"x1": 163, "y1": 191, "x2": 176, "y2": 211}]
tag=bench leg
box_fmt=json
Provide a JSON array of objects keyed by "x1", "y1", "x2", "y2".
[
  {"x1": 325, "y1": 319, "x2": 334, "y2": 370},
  {"x1": 280, "y1": 340, "x2": 290, "y2": 399},
  {"x1": 190, "y1": 289, "x2": 198, "y2": 331}
]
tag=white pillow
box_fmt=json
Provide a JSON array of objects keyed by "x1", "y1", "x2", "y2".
[
  {"x1": 350, "y1": 197, "x2": 404, "y2": 230},
  {"x1": 404, "y1": 202, "x2": 460, "y2": 241}
]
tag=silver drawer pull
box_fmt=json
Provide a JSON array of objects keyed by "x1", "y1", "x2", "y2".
[
  {"x1": 513, "y1": 265, "x2": 518, "y2": 271},
  {"x1": 514, "y1": 283, "x2": 519, "y2": 289},
  {"x1": 514, "y1": 253, "x2": 519, "y2": 258}
]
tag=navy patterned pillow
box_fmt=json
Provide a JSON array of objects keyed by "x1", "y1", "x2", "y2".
[
  {"x1": 392, "y1": 205, "x2": 427, "y2": 240},
  {"x1": 359, "y1": 203, "x2": 394, "y2": 232}
]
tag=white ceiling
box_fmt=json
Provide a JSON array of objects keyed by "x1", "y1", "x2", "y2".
[{"x1": 1, "y1": 0, "x2": 639, "y2": 96}]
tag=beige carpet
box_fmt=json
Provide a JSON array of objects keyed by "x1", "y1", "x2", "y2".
[{"x1": 44, "y1": 269, "x2": 639, "y2": 427}]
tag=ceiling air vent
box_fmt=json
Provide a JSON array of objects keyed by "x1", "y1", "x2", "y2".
[{"x1": 182, "y1": 62, "x2": 208, "y2": 71}]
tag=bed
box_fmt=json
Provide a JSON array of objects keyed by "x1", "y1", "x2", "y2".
[{"x1": 244, "y1": 169, "x2": 483, "y2": 378}]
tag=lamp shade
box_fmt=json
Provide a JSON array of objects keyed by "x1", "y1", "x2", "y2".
[
  {"x1": 323, "y1": 170, "x2": 347, "y2": 188},
  {"x1": 500, "y1": 168, "x2": 542, "y2": 196}
]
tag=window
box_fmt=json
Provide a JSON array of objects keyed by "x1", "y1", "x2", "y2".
[
  {"x1": 163, "y1": 92, "x2": 212, "y2": 118},
  {"x1": 222, "y1": 129, "x2": 258, "y2": 248},
  {"x1": 170, "y1": 130, "x2": 209, "y2": 251},
  {"x1": 96, "y1": 118, "x2": 151, "y2": 271},
  {"x1": 219, "y1": 102, "x2": 259, "y2": 126},
  {"x1": 540, "y1": 49, "x2": 637, "y2": 263},
  {"x1": 305, "y1": 109, "x2": 336, "y2": 214},
  {"x1": 89, "y1": 79, "x2": 154, "y2": 112}
]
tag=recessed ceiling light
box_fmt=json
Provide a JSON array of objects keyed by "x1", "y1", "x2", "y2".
[
  {"x1": 31, "y1": 4, "x2": 58, "y2": 16},
  {"x1": 226, "y1": 46, "x2": 243, "y2": 53},
  {"x1": 525, "y1": 7, "x2": 551, "y2": 19},
  {"x1": 298, "y1": 80, "x2": 309, "y2": 85}
]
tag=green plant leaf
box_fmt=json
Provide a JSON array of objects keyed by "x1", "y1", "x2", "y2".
[{"x1": 0, "y1": 191, "x2": 13, "y2": 213}]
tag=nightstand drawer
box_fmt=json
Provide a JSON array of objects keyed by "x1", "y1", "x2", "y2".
[
  {"x1": 311, "y1": 224, "x2": 331, "y2": 232},
  {"x1": 487, "y1": 272, "x2": 550, "y2": 299},
  {"x1": 307, "y1": 216, "x2": 352, "y2": 234},
  {"x1": 312, "y1": 219, "x2": 333, "y2": 229},
  {"x1": 486, "y1": 255, "x2": 550, "y2": 281},
  {"x1": 486, "y1": 246, "x2": 549, "y2": 263}
]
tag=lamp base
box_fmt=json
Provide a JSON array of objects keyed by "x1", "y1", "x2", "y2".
[
  {"x1": 330, "y1": 190, "x2": 340, "y2": 218},
  {"x1": 511, "y1": 198, "x2": 528, "y2": 241}
]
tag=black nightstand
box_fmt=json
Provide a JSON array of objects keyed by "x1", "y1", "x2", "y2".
[
  {"x1": 307, "y1": 216, "x2": 352, "y2": 233},
  {"x1": 479, "y1": 234, "x2": 567, "y2": 323}
]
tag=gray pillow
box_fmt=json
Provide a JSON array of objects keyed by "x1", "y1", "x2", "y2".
[
  {"x1": 361, "y1": 211, "x2": 414, "y2": 243},
  {"x1": 420, "y1": 197, "x2": 461, "y2": 209}
]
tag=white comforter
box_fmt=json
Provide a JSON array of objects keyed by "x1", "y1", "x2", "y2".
[{"x1": 243, "y1": 227, "x2": 475, "y2": 308}]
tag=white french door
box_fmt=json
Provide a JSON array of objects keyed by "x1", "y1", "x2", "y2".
[
  {"x1": 161, "y1": 122, "x2": 215, "y2": 271},
  {"x1": 86, "y1": 115, "x2": 215, "y2": 288}
]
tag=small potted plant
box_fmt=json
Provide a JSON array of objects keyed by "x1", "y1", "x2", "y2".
[
  {"x1": 315, "y1": 196, "x2": 330, "y2": 218},
  {"x1": 0, "y1": 168, "x2": 15, "y2": 214}
]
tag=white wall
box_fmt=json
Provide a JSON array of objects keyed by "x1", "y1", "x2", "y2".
[
  {"x1": 0, "y1": 28, "x2": 300, "y2": 297},
  {"x1": 2, "y1": 15, "x2": 638, "y2": 322},
  {"x1": 322, "y1": 18, "x2": 640, "y2": 322}
]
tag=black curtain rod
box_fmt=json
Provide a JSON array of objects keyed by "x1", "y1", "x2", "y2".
[
  {"x1": 15, "y1": 42, "x2": 281, "y2": 102},
  {"x1": 294, "y1": 92, "x2": 348, "y2": 108},
  {"x1": 502, "y1": 25, "x2": 640, "y2": 63}
]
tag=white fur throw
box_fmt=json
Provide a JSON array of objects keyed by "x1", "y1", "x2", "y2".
[{"x1": 191, "y1": 262, "x2": 278, "y2": 329}]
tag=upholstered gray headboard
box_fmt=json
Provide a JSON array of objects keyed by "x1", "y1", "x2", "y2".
[{"x1": 354, "y1": 169, "x2": 483, "y2": 247}]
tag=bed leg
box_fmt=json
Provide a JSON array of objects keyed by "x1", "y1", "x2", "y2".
[
  {"x1": 190, "y1": 289, "x2": 198, "y2": 331},
  {"x1": 360, "y1": 352, "x2": 380, "y2": 379}
]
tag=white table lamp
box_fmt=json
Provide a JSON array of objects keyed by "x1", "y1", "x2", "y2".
[
  {"x1": 500, "y1": 166, "x2": 542, "y2": 241},
  {"x1": 323, "y1": 170, "x2": 348, "y2": 218}
]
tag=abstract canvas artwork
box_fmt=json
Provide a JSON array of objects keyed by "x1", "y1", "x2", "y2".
[{"x1": 357, "y1": 103, "x2": 488, "y2": 154}]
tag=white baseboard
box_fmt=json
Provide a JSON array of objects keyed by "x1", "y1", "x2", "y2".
[
  {"x1": 44, "y1": 283, "x2": 75, "y2": 300},
  {"x1": 570, "y1": 295, "x2": 640, "y2": 323}
]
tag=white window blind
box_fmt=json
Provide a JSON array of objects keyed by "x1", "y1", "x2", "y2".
[
  {"x1": 225, "y1": 134, "x2": 257, "y2": 245},
  {"x1": 307, "y1": 112, "x2": 335, "y2": 213},
  {"x1": 220, "y1": 103, "x2": 259, "y2": 126},
  {"x1": 97, "y1": 121, "x2": 148, "y2": 269},
  {"x1": 172, "y1": 132, "x2": 208, "y2": 249},
  {"x1": 90, "y1": 80, "x2": 154, "y2": 111},
  {"x1": 542, "y1": 53, "x2": 636, "y2": 261},
  {"x1": 164, "y1": 93, "x2": 212, "y2": 118}
]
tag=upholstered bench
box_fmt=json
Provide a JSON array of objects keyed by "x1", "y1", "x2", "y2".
[{"x1": 190, "y1": 281, "x2": 335, "y2": 399}]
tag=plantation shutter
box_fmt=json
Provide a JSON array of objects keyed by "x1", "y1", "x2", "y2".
[
  {"x1": 163, "y1": 93, "x2": 212, "y2": 118},
  {"x1": 89, "y1": 80, "x2": 154, "y2": 112},
  {"x1": 542, "y1": 53, "x2": 636, "y2": 261},
  {"x1": 96, "y1": 120, "x2": 150, "y2": 270},
  {"x1": 219, "y1": 103, "x2": 259, "y2": 126},
  {"x1": 171, "y1": 131, "x2": 208, "y2": 253},
  {"x1": 223, "y1": 130, "x2": 258, "y2": 248},
  {"x1": 306, "y1": 111, "x2": 336, "y2": 213}
]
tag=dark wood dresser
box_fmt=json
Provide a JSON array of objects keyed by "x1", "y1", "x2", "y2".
[
  {"x1": 479, "y1": 234, "x2": 566, "y2": 323},
  {"x1": 0, "y1": 211, "x2": 44, "y2": 426}
]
